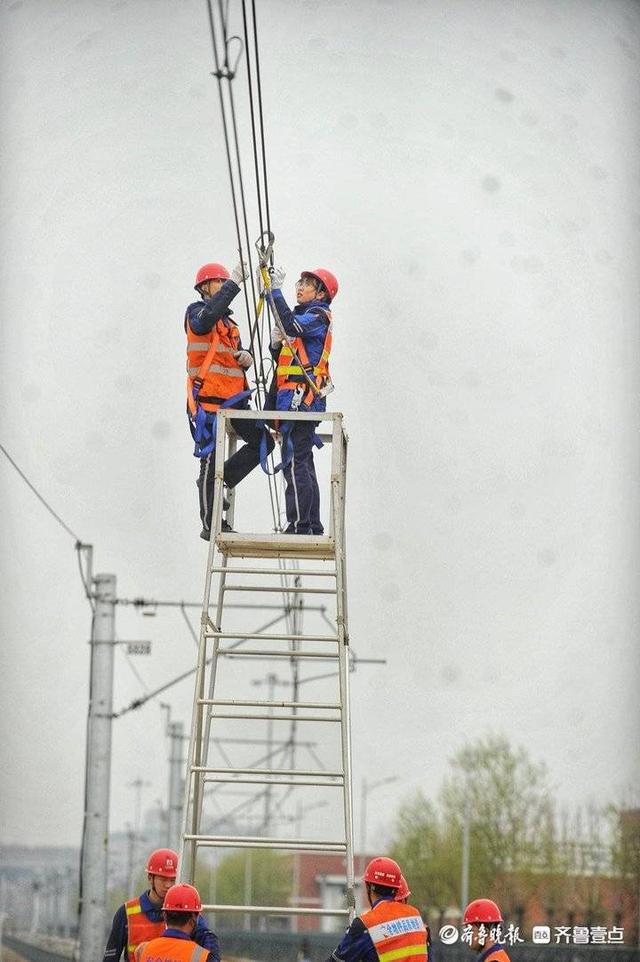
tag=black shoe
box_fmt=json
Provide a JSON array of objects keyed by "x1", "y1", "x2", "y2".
[{"x1": 201, "y1": 520, "x2": 234, "y2": 538}]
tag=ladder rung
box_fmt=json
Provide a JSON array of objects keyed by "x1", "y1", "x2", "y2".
[
  {"x1": 206, "y1": 630, "x2": 338, "y2": 642},
  {"x1": 185, "y1": 834, "x2": 346, "y2": 852},
  {"x1": 204, "y1": 776, "x2": 343, "y2": 787},
  {"x1": 201, "y1": 904, "x2": 349, "y2": 917},
  {"x1": 192, "y1": 766, "x2": 343, "y2": 778},
  {"x1": 222, "y1": 584, "x2": 336, "y2": 594},
  {"x1": 217, "y1": 648, "x2": 338, "y2": 659},
  {"x1": 196, "y1": 839, "x2": 345, "y2": 852},
  {"x1": 206, "y1": 699, "x2": 342, "y2": 709},
  {"x1": 211, "y1": 566, "x2": 337, "y2": 577},
  {"x1": 210, "y1": 712, "x2": 341, "y2": 722}
]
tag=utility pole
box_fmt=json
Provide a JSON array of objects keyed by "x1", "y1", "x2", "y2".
[
  {"x1": 127, "y1": 777, "x2": 150, "y2": 895},
  {"x1": 461, "y1": 793, "x2": 471, "y2": 913},
  {"x1": 0, "y1": 876, "x2": 7, "y2": 962},
  {"x1": 79, "y1": 572, "x2": 116, "y2": 962},
  {"x1": 31, "y1": 879, "x2": 41, "y2": 935},
  {"x1": 359, "y1": 776, "x2": 398, "y2": 877},
  {"x1": 264, "y1": 672, "x2": 277, "y2": 833},
  {"x1": 167, "y1": 721, "x2": 185, "y2": 850}
]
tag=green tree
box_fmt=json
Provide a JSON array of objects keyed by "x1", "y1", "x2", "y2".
[
  {"x1": 440, "y1": 734, "x2": 552, "y2": 911},
  {"x1": 391, "y1": 792, "x2": 459, "y2": 916},
  {"x1": 389, "y1": 735, "x2": 557, "y2": 919}
]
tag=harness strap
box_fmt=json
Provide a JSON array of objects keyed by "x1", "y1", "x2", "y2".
[
  {"x1": 259, "y1": 420, "x2": 324, "y2": 476},
  {"x1": 187, "y1": 329, "x2": 221, "y2": 415},
  {"x1": 188, "y1": 389, "x2": 253, "y2": 459}
]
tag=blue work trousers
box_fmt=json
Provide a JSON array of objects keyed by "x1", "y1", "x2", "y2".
[
  {"x1": 283, "y1": 421, "x2": 323, "y2": 535},
  {"x1": 197, "y1": 417, "x2": 274, "y2": 534}
]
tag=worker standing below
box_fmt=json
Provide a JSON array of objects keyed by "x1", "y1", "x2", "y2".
[
  {"x1": 267, "y1": 265, "x2": 337, "y2": 535},
  {"x1": 326, "y1": 857, "x2": 428, "y2": 962},
  {"x1": 102, "y1": 849, "x2": 219, "y2": 962},
  {"x1": 186, "y1": 261, "x2": 274, "y2": 539},
  {"x1": 462, "y1": 899, "x2": 510, "y2": 962},
  {"x1": 134, "y1": 884, "x2": 216, "y2": 962}
]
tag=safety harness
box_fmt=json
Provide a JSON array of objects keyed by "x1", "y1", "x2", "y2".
[
  {"x1": 276, "y1": 309, "x2": 333, "y2": 407},
  {"x1": 186, "y1": 329, "x2": 251, "y2": 459}
]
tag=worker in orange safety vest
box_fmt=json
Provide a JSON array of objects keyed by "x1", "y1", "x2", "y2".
[
  {"x1": 102, "y1": 849, "x2": 219, "y2": 962},
  {"x1": 326, "y1": 857, "x2": 428, "y2": 962},
  {"x1": 267, "y1": 265, "x2": 336, "y2": 535},
  {"x1": 135, "y1": 884, "x2": 216, "y2": 962},
  {"x1": 462, "y1": 899, "x2": 511, "y2": 962},
  {"x1": 186, "y1": 261, "x2": 274, "y2": 539}
]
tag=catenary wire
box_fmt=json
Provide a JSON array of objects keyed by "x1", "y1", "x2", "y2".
[{"x1": 0, "y1": 442, "x2": 81, "y2": 542}]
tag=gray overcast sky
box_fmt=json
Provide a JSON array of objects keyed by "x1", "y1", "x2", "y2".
[{"x1": 1, "y1": 0, "x2": 639, "y2": 851}]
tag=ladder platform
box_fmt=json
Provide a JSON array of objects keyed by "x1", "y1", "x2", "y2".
[{"x1": 215, "y1": 531, "x2": 336, "y2": 560}]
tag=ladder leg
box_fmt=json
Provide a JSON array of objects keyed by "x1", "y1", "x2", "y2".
[
  {"x1": 333, "y1": 417, "x2": 355, "y2": 918},
  {"x1": 198, "y1": 553, "x2": 229, "y2": 822},
  {"x1": 180, "y1": 424, "x2": 230, "y2": 880}
]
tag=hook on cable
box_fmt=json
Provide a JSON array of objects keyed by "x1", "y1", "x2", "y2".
[
  {"x1": 255, "y1": 230, "x2": 275, "y2": 267},
  {"x1": 211, "y1": 34, "x2": 244, "y2": 80}
]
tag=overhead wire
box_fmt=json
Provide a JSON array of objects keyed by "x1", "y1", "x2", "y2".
[
  {"x1": 206, "y1": 0, "x2": 265, "y2": 404},
  {"x1": 205, "y1": 0, "x2": 285, "y2": 528},
  {"x1": 200, "y1": 0, "x2": 343, "y2": 843},
  {"x1": 1, "y1": 442, "x2": 81, "y2": 543},
  {"x1": 0, "y1": 442, "x2": 96, "y2": 609}
]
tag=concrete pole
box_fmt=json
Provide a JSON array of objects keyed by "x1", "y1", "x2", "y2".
[
  {"x1": 0, "y1": 876, "x2": 7, "y2": 962},
  {"x1": 263, "y1": 673, "x2": 277, "y2": 834},
  {"x1": 79, "y1": 573, "x2": 116, "y2": 962},
  {"x1": 461, "y1": 794, "x2": 471, "y2": 914},
  {"x1": 125, "y1": 826, "x2": 135, "y2": 898},
  {"x1": 167, "y1": 722, "x2": 185, "y2": 850},
  {"x1": 127, "y1": 778, "x2": 149, "y2": 894},
  {"x1": 243, "y1": 851, "x2": 253, "y2": 933},
  {"x1": 31, "y1": 881, "x2": 41, "y2": 935},
  {"x1": 291, "y1": 801, "x2": 302, "y2": 935},
  {"x1": 360, "y1": 778, "x2": 367, "y2": 879}
]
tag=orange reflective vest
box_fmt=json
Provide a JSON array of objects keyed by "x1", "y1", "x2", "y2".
[
  {"x1": 186, "y1": 315, "x2": 246, "y2": 413},
  {"x1": 134, "y1": 934, "x2": 209, "y2": 962},
  {"x1": 361, "y1": 899, "x2": 428, "y2": 962},
  {"x1": 125, "y1": 897, "x2": 164, "y2": 957},
  {"x1": 276, "y1": 311, "x2": 332, "y2": 406}
]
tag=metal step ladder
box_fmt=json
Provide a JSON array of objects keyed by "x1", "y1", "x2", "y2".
[{"x1": 179, "y1": 409, "x2": 355, "y2": 927}]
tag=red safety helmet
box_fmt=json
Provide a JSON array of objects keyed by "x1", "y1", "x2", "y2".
[
  {"x1": 463, "y1": 898, "x2": 503, "y2": 925},
  {"x1": 163, "y1": 883, "x2": 202, "y2": 913},
  {"x1": 194, "y1": 262, "x2": 230, "y2": 291},
  {"x1": 303, "y1": 268, "x2": 339, "y2": 301},
  {"x1": 363, "y1": 856, "x2": 402, "y2": 889},
  {"x1": 146, "y1": 848, "x2": 178, "y2": 878},
  {"x1": 395, "y1": 875, "x2": 411, "y2": 901}
]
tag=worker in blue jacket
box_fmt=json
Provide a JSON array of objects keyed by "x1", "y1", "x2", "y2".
[
  {"x1": 102, "y1": 848, "x2": 220, "y2": 962},
  {"x1": 186, "y1": 260, "x2": 274, "y2": 537},
  {"x1": 267, "y1": 266, "x2": 338, "y2": 535}
]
